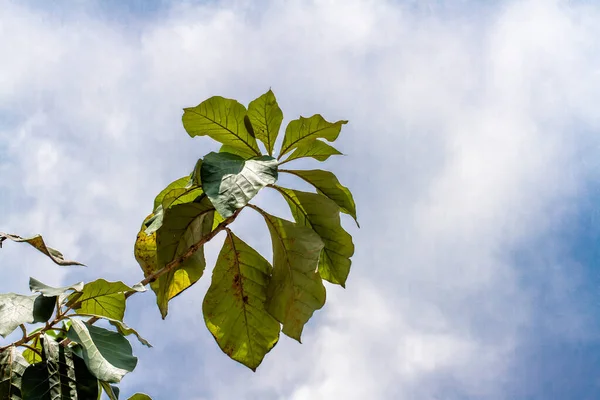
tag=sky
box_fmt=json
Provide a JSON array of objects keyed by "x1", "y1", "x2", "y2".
[{"x1": 2, "y1": 0, "x2": 600, "y2": 399}]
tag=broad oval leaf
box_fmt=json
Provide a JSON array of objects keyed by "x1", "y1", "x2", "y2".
[
  {"x1": 247, "y1": 89, "x2": 283, "y2": 156},
  {"x1": 201, "y1": 152, "x2": 278, "y2": 218},
  {"x1": 182, "y1": 96, "x2": 261, "y2": 157},
  {"x1": 70, "y1": 279, "x2": 142, "y2": 321},
  {"x1": 203, "y1": 231, "x2": 280, "y2": 371},
  {"x1": 275, "y1": 188, "x2": 354, "y2": 287},
  {"x1": 0, "y1": 346, "x2": 28, "y2": 399},
  {"x1": 278, "y1": 115, "x2": 347, "y2": 159},
  {"x1": 67, "y1": 319, "x2": 137, "y2": 384},
  {"x1": 134, "y1": 214, "x2": 159, "y2": 280},
  {"x1": 281, "y1": 169, "x2": 358, "y2": 226},
  {"x1": 0, "y1": 293, "x2": 37, "y2": 337},
  {"x1": 280, "y1": 139, "x2": 342, "y2": 165},
  {"x1": 154, "y1": 200, "x2": 215, "y2": 318},
  {"x1": 153, "y1": 176, "x2": 190, "y2": 211},
  {"x1": 0, "y1": 232, "x2": 84, "y2": 266},
  {"x1": 259, "y1": 211, "x2": 325, "y2": 341}
]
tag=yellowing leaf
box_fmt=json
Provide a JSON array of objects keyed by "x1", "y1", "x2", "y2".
[{"x1": 203, "y1": 231, "x2": 280, "y2": 371}]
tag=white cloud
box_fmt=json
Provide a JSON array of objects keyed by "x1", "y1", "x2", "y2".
[{"x1": 2, "y1": 0, "x2": 600, "y2": 398}]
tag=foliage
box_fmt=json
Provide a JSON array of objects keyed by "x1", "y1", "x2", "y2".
[{"x1": 0, "y1": 89, "x2": 357, "y2": 398}]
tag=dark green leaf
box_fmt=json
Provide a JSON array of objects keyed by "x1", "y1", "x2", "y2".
[
  {"x1": 0, "y1": 346, "x2": 28, "y2": 399},
  {"x1": 280, "y1": 139, "x2": 342, "y2": 164},
  {"x1": 247, "y1": 89, "x2": 283, "y2": 156},
  {"x1": 182, "y1": 96, "x2": 261, "y2": 157},
  {"x1": 201, "y1": 152, "x2": 278, "y2": 218},
  {"x1": 0, "y1": 233, "x2": 84, "y2": 266},
  {"x1": 0, "y1": 293, "x2": 36, "y2": 337},
  {"x1": 259, "y1": 211, "x2": 325, "y2": 341},
  {"x1": 70, "y1": 314, "x2": 152, "y2": 348},
  {"x1": 32, "y1": 295, "x2": 56, "y2": 323},
  {"x1": 67, "y1": 320, "x2": 137, "y2": 384},
  {"x1": 203, "y1": 231, "x2": 280, "y2": 371},
  {"x1": 281, "y1": 169, "x2": 358, "y2": 226},
  {"x1": 278, "y1": 115, "x2": 347, "y2": 159},
  {"x1": 275, "y1": 188, "x2": 354, "y2": 287},
  {"x1": 70, "y1": 279, "x2": 143, "y2": 321},
  {"x1": 154, "y1": 200, "x2": 215, "y2": 318}
]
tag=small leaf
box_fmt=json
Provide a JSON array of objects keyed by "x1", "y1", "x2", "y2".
[
  {"x1": 0, "y1": 232, "x2": 84, "y2": 266},
  {"x1": 152, "y1": 177, "x2": 190, "y2": 211},
  {"x1": 281, "y1": 169, "x2": 358, "y2": 226},
  {"x1": 23, "y1": 335, "x2": 43, "y2": 364},
  {"x1": 281, "y1": 139, "x2": 342, "y2": 164},
  {"x1": 278, "y1": 115, "x2": 347, "y2": 158},
  {"x1": 70, "y1": 279, "x2": 142, "y2": 321},
  {"x1": 134, "y1": 214, "x2": 159, "y2": 280},
  {"x1": 259, "y1": 211, "x2": 325, "y2": 341},
  {"x1": 203, "y1": 231, "x2": 280, "y2": 371},
  {"x1": 32, "y1": 295, "x2": 56, "y2": 323},
  {"x1": 29, "y1": 277, "x2": 84, "y2": 297},
  {"x1": 0, "y1": 346, "x2": 28, "y2": 399},
  {"x1": 182, "y1": 96, "x2": 261, "y2": 157},
  {"x1": 101, "y1": 381, "x2": 120, "y2": 400},
  {"x1": 154, "y1": 200, "x2": 215, "y2": 318},
  {"x1": 201, "y1": 152, "x2": 278, "y2": 218},
  {"x1": 275, "y1": 188, "x2": 354, "y2": 287},
  {"x1": 0, "y1": 293, "x2": 36, "y2": 337},
  {"x1": 247, "y1": 89, "x2": 283, "y2": 156},
  {"x1": 67, "y1": 319, "x2": 137, "y2": 384},
  {"x1": 128, "y1": 394, "x2": 152, "y2": 400}
]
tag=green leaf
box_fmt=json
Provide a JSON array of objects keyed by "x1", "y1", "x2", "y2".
[
  {"x1": 0, "y1": 232, "x2": 84, "y2": 266},
  {"x1": 219, "y1": 144, "x2": 258, "y2": 160},
  {"x1": 258, "y1": 211, "x2": 325, "y2": 341},
  {"x1": 20, "y1": 334, "x2": 100, "y2": 400},
  {"x1": 278, "y1": 115, "x2": 347, "y2": 159},
  {"x1": 0, "y1": 293, "x2": 36, "y2": 337},
  {"x1": 67, "y1": 320, "x2": 137, "y2": 384},
  {"x1": 201, "y1": 152, "x2": 278, "y2": 218},
  {"x1": 182, "y1": 96, "x2": 261, "y2": 157},
  {"x1": 0, "y1": 346, "x2": 28, "y2": 399},
  {"x1": 100, "y1": 381, "x2": 119, "y2": 400},
  {"x1": 152, "y1": 177, "x2": 190, "y2": 211},
  {"x1": 32, "y1": 295, "x2": 56, "y2": 324},
  {"x1": 275, "y1": 188, "x2": 354, "y2": 287},
  {"x1": 281, "y1": 169, "x2": 358, "y2": 226},
  {"x1": 203, "y1": 231, "x2": 280, "y2": 371},
  {"x1": 72, "y1": 314, "x2": 152, "y2": 348},
  {"x1": 134, "y1": 215, "x2": 160, "y2": 281},
  {"x1": 154, "y1": 200, "x2": 215, "y2": 318},
  {"x1": 280, "y1": 139, "x2": 342, "y2": 164},
  {"x1": 23, "y1": 335, "x2": 43, "y2": 364},
  {"x1": 128, "y1": 394, "x2": 152, "y2": 400},
  {"x1": 247, "y1": 89, "x2": 283, "y2": 156},
  {"x1": 29, "y1": 278, "x2": 84, "y2": 297},
  {"x1": 70, "y1": 279, "x2": 143, "y2": 321}
]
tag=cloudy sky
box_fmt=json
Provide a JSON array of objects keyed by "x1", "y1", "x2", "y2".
[{"x1": 3, "y1": 0, "x2": 600, "y2": 398}]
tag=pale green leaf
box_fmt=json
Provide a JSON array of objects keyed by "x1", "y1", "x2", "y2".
[
  {"x1": 275, "y1": 188, "x2": 354, "y2": 287},
  {"x1": 247, "y1": 89, "x2": 283, "y2": 156},
  {"x1": 67, "y1": 319, "x2": 137, "y2": 384},
  {"x1": 0, "y1": 346, "x2": 28, "y2": 399},
  {"x1": 154, "y1": 200, "x2": 215, "y2": 318},
  {"x1": 29, "y1": 277, "x2": 84, "y2": 297},
  {"x1": 259, "y1": 212, "x2": 325, "y2": 341},
  {"x1": 0, "y1": 293, "x2": 36, "y2": 337},
  {"x1": 278, "y1": 115, "x2": 347, "y2": 158},
  {"x1": 152, "y1": 177, "x2": 190, "y2": 211},
  {"x1": 73, "y1": 314, "x2": 152, "y2": 348},
  {"x1": 281, "y1": 169, "x2": 358, "y2": 226},
  {"x1": 280, "y1": 139, "x2": 342, "y2": 164},
  {"x1": 70, "y1": 279, "x2": 142, "y2": 321},
  {"x1": 201, "y1": 152, "x2": 278, "y2": 218},
  {"x1": 182, "y1": 96, "x2": 261, "y2": 157},
  {"x1": 203, "y1": 231, "x2": 280, "y2": 371},
  {"x1": 0, "y1": 232, "x2": 84, "y2": 266},
  {"x1": 128, "y1": 394, "x2": 152, "y2": 400}
]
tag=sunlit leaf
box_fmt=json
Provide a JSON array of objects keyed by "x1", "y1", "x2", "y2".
[
  {"x1": 0, "y1": 232, "x2": 83, "y2": 266},
  {"x1": 152, "y1": 177, "x2": 190, "y2": 211},
  {"x1": 70, "y1": 279, "x2": 143, "y2": 321},
  {"x1": 278, "y1": 115, "x2": 347, "y2": 158},
  {"x1": 0, "y1": 346, "x2": 28, "y2": 399},
  {"x1": 67, "y1": 320, "x2": 137, "y2": 384},
  {"x1": 259, "y1": 211, "x2": 325, "y2": 341},
  {"x1": 128, "y1": 394, "x2": 152, "y2": 400},
  {"x1": 281, "y1": 169, "x2": 358, "y2": 226},
  {"x1": 201, "y1": 152, "x2": 278, "y2": 218},
  {"x1": 247, "y1": 89, "x2": 283, "y2": 156},
  {"x1": 100, "y1": 381, "x2": 120, "y2": 400},
  {"x1": 29, "y1": 277, "x2": 84, "y2": 297},
  {"x1": 275, "y1": 188, "x2": 354, "y2": 287},
  {"x1": 0, "y1": 293, "x2": 37, "y2": 337},
  {"x1": 134, "y1": 214, "x2": 159, "y2": 280},
  {"x1": 154, "y1": 200, "x2": 215, "y2": 318},
  {"x1": 280, "y1": 139, "x2": 342, "y2": 164},
  {"x1": 73, "y1": 314, "x2": 152, "y2": 348},
  {"x1": 182, "y1": 96, "x2": 261, "y2": 157},
  {"x1": 203, "y1": 231, "x2": 280, "y2": 371}
]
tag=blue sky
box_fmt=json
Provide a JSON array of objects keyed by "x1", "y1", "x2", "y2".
[{"x1": 2, "y1": 0, "x2": 600, "y2": 399}]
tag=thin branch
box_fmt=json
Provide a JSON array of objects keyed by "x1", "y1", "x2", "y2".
[
  {"x1": 18, "y1": 343, "x2": 42, "y2": 357},
  {"x1": 19, "y1": 324, "x2": 27, "y2": 341}
]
